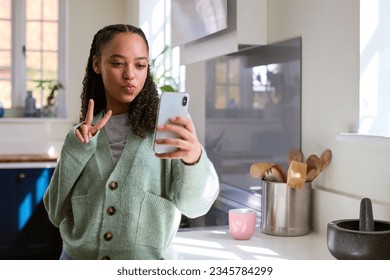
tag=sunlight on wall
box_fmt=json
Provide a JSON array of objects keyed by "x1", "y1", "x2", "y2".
[
  {"x1": 359, "y1": 0, "x2": 390, "y2": 136},
  {"x1": 359, "y1": 53, "x2": 378, "y2": 134}
]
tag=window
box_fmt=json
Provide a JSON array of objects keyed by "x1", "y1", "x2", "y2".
[
  {"x1": 359, "y1": 0, "x2": 390, "y2": 136},
  {"x1": 0, "y1": 0, "x2": 12, "y2": 108},
  {"x1": 214, "y1": 57, "x2": 240, "y2": 109},
  {"x1": 140, "y1": 0, "x2": 182, "y2": 93},
  {"x1": 0, "y1": 0, "x2": 66, "y2": 117}
]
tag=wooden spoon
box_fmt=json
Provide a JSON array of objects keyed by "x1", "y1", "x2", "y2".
[
  {"x1": 320, "y1": 149, "x2": 332, "y2": 172},
  {"x1": 305, "y1": 154, "x2": 321, "y2": 181},
  {"x1": 306, "y1": 169, "x2": 317, "y2": 182},
  {"x1": 287, "y1": 148, "x2": 303, "y2": 165},
  {"x1": 250, "y1": 162, "x2": 274, "y2": 179}
]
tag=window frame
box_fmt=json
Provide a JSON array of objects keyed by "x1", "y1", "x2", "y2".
[
  {"x1": 9, "y1": 0, "x2": 67, "y2": 117},
  {"x1": 338, "y1": 0, "x2": 390, "y2": 142}
]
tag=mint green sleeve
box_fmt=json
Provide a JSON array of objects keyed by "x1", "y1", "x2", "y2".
[
  {"x1": 43, "y1": 125, "x2": 99, "y2": 227},
  {"x1": 170, "y1": 147, "x2": 220, "y2": 219}
]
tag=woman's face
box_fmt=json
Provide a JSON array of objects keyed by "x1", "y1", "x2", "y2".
[{"x1": 93, "y1": 32, "x2": 149, "y2": 115}]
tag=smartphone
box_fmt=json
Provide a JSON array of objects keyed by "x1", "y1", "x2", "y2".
[{"x1": 153, "y1": 92, "x2": 190, "y2": 154}]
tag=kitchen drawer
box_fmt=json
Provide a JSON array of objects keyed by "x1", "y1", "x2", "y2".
[{"x1": 0, "y1": 167, "x2": 61, "y2": 259}]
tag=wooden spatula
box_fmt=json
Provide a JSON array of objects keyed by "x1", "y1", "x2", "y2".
[
  {"x1": 264, "y1": 166, "x2": 285, "y2": 182},
  {"x1": 287, "y1": 160, "x2": 307, "y2": 189}
]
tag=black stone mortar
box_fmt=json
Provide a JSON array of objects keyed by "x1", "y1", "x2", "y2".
[{"x1": 327, "y1": 198, "x2": 390, "y2": 260}]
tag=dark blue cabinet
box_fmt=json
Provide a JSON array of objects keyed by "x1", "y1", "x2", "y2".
[{"x1": 0, "y1": 167, "x2": 61, "y2": 259}]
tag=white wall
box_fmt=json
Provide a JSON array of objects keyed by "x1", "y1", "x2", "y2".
[
  {"x1": 138, "y1": 0, "x2": 390, "y2": 236},
  {"x1": 183, "y1": 0, "x2": 390, "y2": 235},
  {"x1": 267, "y1": 0, "x2": 390, "y2": 234},
  {"x1": 0, "y1": 119, "x2": 74, "y2": 156}
]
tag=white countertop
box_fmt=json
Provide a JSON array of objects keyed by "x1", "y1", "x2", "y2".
[
  {"x1": 163, "y1": 226, "x2": 334, "y2": 260},
  {"x1": 0, "y1": 161, "x2": 57, "y2": 169}
]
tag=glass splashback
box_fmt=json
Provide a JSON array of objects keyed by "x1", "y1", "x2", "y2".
[{"x1": 205, "y1": 38, "x2": 302, "y2": 190}]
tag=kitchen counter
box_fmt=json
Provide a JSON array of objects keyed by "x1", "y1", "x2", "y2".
[
  {"x1": 0, "y1": 154, "x2": 58, "y2": 169},
  {"x1": 163, "y1": 226, "x2": 334, "y2": 260},
  {"x1": 0, "y1": 153, "x2": 57, "y2": 163}
]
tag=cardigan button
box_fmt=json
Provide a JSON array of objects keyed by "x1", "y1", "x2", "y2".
[
  {"x1": 107, "y1": 207, "x2": 116, "y2": 216},
  {"x1": 108, "y1": 181, "x2": 118, "y2": 190},
  {"x1": 101, "y1": 256, "x2": 111, "y2": 260},
  {"x1": 103, "y1": 231, "x2": 113, "y2": 241}
]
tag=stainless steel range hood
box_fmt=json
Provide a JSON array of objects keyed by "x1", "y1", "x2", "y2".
[
  {"x1": 172, "y1": 0, "x2": 267, "y2": 65},
  {"x1": 171, "y1": 0, "x2": 228, "y2": 47}
]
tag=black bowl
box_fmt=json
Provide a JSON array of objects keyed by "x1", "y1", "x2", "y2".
[{"x1": 327, "y1": 219, "x2": 390, "y2": 260}]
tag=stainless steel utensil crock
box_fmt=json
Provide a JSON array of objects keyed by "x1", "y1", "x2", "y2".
[{"x1": 261, "y1": 181, "x2": 312, "y2": 236}]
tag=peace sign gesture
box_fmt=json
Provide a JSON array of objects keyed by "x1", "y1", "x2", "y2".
[{"x1": 75, "y1": 99, "x2": 112, "y2": 144}]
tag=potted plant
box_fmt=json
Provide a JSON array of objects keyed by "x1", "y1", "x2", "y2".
[
  {"x1": 150, "y1": 45, "x2": 179, "y2": 93},
  {"x1": 33, "y1": 79, "x2": 64, "y2": 117}
]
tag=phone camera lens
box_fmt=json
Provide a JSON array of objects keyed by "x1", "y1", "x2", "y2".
[{"x1": 182, "y1": 96, "x2": 188, "y2": 106}]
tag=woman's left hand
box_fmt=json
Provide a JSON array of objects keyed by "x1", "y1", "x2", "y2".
[{"x1": 155, "y1": 116, "x2": 202, "y2": 165}]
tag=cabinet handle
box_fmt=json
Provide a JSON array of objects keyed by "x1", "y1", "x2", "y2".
[{"x1": 17, "y1": 173, "x2": 26, "y2": 182}]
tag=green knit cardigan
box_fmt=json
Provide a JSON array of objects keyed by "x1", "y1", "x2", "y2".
[{"x1": 43, "y1": 113, "x2": 219, "y2": 260}]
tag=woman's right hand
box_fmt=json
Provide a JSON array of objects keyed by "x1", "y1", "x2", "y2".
[{"x1": 75, "y1": 99, "x2": 112, "y2": 144}]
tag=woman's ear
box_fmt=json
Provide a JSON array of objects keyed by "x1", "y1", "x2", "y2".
[{"x1": 92, "y1": 55, "x2": 101, "y2": 74}]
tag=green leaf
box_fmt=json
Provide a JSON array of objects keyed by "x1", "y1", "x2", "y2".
[{"x1": 160, "y1": 85, "x2": 176, "y2": 92}]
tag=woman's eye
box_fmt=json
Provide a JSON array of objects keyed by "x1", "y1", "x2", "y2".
[
  {"x1": 136, "y1": 64, "x2": 147, "y2": 69},
  {"x1": 112, "y1": 62, "x2": 124, "y2": 67}
]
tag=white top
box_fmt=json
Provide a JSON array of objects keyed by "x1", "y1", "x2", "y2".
[{"x1": 163, "y1": 226, "x2": 334, "y2": 260}]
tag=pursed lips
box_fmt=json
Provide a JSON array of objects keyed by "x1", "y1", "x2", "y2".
[{"x1": 123, "y1": 83, "x2": 136, "y2": 91}]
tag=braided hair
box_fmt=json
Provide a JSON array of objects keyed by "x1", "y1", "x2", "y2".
[{"x1": 80, "y1": 24, "x2": 159, "y2": 138}]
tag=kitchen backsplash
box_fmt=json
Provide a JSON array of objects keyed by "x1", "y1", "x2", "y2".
[{"x1": 0, "y1": 118, "x2": 73, "y2": 155}]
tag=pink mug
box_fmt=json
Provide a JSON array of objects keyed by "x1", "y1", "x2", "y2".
[{"x1": 229, "y1": 208, "x2": 257, "y2": 240}]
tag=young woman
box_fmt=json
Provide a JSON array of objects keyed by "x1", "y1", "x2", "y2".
[{"x1": 43, "y1": 24, "x2": 219, "y2": 260}]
